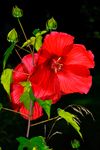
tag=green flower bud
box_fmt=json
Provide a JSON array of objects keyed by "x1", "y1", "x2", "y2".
[
  {"x1": 46, "y1": 17, "x2": 57, "y2": 31},
  {"x1": 12, "y1": 6, "x2": 23, "y2": 18},
  {"x1": 7, "y1": 28, "x2": 18, "y2": 43}
]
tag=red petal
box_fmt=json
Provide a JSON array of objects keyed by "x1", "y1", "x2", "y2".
[
  {"x1": 13, "y1": 54, "x2": 38, "y2": 83},
  {"x1": 30, "y1": 62, "x2": 60, "y2": 103},
  {"x1": 13, "y1": 63, "x2": 28, "y2": 82},
  {"x1": 57, "y1": 65, "x2": 92, "y2": 94},
  {"x1": 10, "y1": 83, "x2": 24, "y2": 105},
  {"x1": 22, "y1": 53, "x2": 38, "y2": 74},
  {"x1": 41, "y1": 32, "x2": 74, "y2": 56},
  {"x1": 64, "y1": 44, "x2": 95, "y2": 68},
  {"x1": 19, "y1": 102, "x2": 43, "y2": 120}
]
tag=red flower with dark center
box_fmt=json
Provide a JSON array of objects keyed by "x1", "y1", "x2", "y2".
[
  {"x1": 10, "y1": 54, "x2": 43, "y2": 120},
  {"x1": 30, "y1": 32, "x2": 95, "y2": 103}
]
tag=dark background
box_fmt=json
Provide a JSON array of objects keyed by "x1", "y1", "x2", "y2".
[{"x1": 0, "y1": 0, "x2": 100, "y2": 150}]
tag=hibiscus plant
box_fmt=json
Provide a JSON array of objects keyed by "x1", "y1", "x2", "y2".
[{"x1": 0, "y1": 6, "x2": 95, "y2": 150}]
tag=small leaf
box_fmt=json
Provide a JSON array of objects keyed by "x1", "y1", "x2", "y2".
[
  {"x1": 16, "y1": 137, "x2": 30, "y2": 150},
  {"x1": 20, "y1": 81, "x2": 32, "y2": 110},
  {"x1": 33, "y1": 28, "x2": 41, "y2": 36},
  {"x1": 22, "y1": 37, "x2": 35, "y2": 48},
  {"x1": 57, "y1": 108, "x2": 83, "y2": 139},
  {"x1": 30, "y1": 136, "x2": 51, "y2": 150},
  {"x1": 12, "y1": 5, "x2": 23, "y2": 18},
  {"x1": 37, "y1": 99, "x2": 52, "y2": 118},
  {"x1": 3, "y1": 43, "x2": 16, "y2": 69},
  {"x1": 0, "y1": 103, "x2": 3, "y2": 111},
  {"x1": 34, "y1": 35, "x2": 43, "y2": 51},
  {"x1": 1, "y1": 68, "x2": 12, "y2": 96},
  {"x1": 7, "y1": 28, "x2": 18, "y2": 43},
  {"x1": 71, "y1": 139, "x2": 80, "y2": 149},
  {"x1": 17, "y1": 136, "x2": 51, "y2": 150}
]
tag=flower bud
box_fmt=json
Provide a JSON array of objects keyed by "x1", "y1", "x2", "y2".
[
  {"x1": 7, "y1": 28, "x2": 18, "y2": 43},
  {"x1": 46, "y1": 17, "x2": 57, "y2": 31},
  {"x1": 12, "y1": 6, "x2": 23, "y2": 18}
]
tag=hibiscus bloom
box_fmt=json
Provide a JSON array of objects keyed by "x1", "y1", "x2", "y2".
[
  {"x1": 30, "y1": 32, "x2": 95, "y2": 103},
  {"x1": 10, "y1": 54, "x2": 43, "y2": 120}
]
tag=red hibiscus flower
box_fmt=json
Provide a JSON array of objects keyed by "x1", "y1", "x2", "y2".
[
  {"x1": 30, "y1": 32, "x2": 95, "y2": 103},
  {"x1": 10, "y1": 54, "x2": 43, "y2": 120}
]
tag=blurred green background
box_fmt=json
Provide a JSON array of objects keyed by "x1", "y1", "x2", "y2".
[{"x1": 0, "y1": 0, "x2": 100, "y2": 150}]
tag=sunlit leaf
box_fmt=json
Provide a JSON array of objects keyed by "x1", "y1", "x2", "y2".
[
  {"x1": 0, "y1": 103, "x2": 3, "y2": 111},
  {"x1": 37, "y1": 99, "x2": 52, "y2": 118},
  {"x1": 22, "y1": 37, "x2": 35, "y2": 48},
  {"x1": 35, "y1": 35, "x2": 43, "y2": 51},
  {"x1": 1, "y1": 68, "x2": 12, "y2": 96},
  {"x1": 3, "y1": 43, "x2": 16, "y2": 69},
  {"x1": 17, "y1": 136, "x2": 51, "y2": 150},
  {"x1": 57, "y1": 108, "x2": 83, "y2": 139},
  {"x1": 71, "y1": 139, "x2": 80, "y2": 149}
]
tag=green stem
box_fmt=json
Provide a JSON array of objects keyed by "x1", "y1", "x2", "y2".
[
  {"x1": 26, "y1": 100, "x2": 33, "y2": 138},
  {"x1": 17, "y1": 18, "x2": 33, "y2": 53},
  {"x1": 16, "y1": 44, "x2": 31, "y2": 53},
  {"x1": 2, "y1": 107, "x2": 28, "y2": 117},
  {"x1": 31, "y1": 116, "x2": 59, "y2": 127}
]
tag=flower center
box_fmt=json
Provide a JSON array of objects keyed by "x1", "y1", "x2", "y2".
[{"x1": 51, "y1": 57, "x2": 63, "y2": 73}]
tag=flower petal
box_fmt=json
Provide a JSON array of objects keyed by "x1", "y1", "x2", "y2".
[
  {"x1": 57, "y1": 65, "x2": 92, "y2": 94},
  {"x1": 41, "y1": 31, "x2": 74, "y2": 56},
  {"x1": 19, "y1": 102, "x2": 43, "y2": 120},
  {"x1": 64, "y1": 44, "x2": 95, "y2": 68},
  {"x1": 10, "y1": 83, "x2": 24, "y2": 105},
  {"x1": 13, "y1": 54, "x2": 38, "y2": 82},
  {"x1": 30, "y1": 62, "x2": 60, "y2": 103}
]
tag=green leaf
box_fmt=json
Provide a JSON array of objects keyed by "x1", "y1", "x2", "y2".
[
  {"x1": 20, "y1": 81, "x2": 32, "y2": 110},
  {"x1": 17, "y1": 136, "x2": 51, "y2": 150},
  {"x1": 33, "y1": 28, "x2": 41, "y2": 36},
  {"x1": 57, "y1": 108, "x2": 83, "y2": 139},
  {"x1": 37, "y1": 99, "x2": 52, "y2": 118},
  {"x1": 7, "y1": 28, "x2": 18, "y2": 43},
  {"x1": 1, "y1": 68, "x2": 12, "y2": 96},
  {"x1": 20, "y1": 81, "x2": 36, "y2": 110},
  {"x1": 30, "y1": 136, "x2": 51, "y2": 150},
  {"x1": 0, "y1": 103, "x2": 3, "y2": 111},
  {"x1": 71, "y1": 139, "x2": 80, "y2": 149},
  {"x1": 12, "y1": 5, "x2": 23, "y2": 18},
  {"x1": 16, "y1": 137, "x2": 30, "y2": 150},
  {"x1": 3, "y1": 43, "x2": 16, "y2": 69},
  {"x1": 22, "y1": 37, "x2": 35, "y2": 48},
  {"x1": 34, "y1": 35, "x2": 43, "y2": 51}
]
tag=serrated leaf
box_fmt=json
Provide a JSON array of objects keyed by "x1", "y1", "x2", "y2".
[
  {"x1": 20, "y1": 81, "x2": 35, "y2": 110},
  {"x1": 57, "y1": 108, "x2": 83, "y2": 139},
  {"x1": 34, "y1": 35, "x2": 43, "y2": 51},
  {"x1": 37, "y1": 99, "x2": 52, "y2": 118},
  {"x1": 17, "y1": 136, "x2": 51, "y2": 150},
  {"x1": 30, "y1": 136, "x2": 51, "y2": 150},
  {"x1": 0, "y1": 103, "x2": 3, "y2": 111},
  {"x1": 16, "y1": 137, "x2": 30, "y2": 150},
  {"x1": 3, "y1": 43, "x2": 16, "y2": 69},
  {"x1": 1, "y1": 68, "x2": 12, "y2": 96}
]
